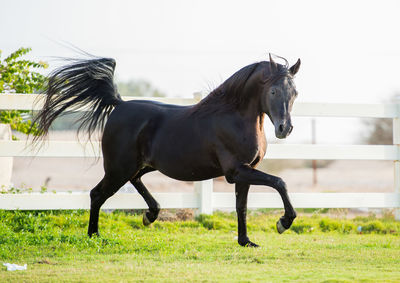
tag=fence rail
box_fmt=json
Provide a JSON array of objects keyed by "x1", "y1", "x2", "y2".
[
  {"x1": 0, "y1": 93, "x2": 399, "y2": 217},
  {"x1": 0, "y1": 141, "x2": 398, "y2": 160}
]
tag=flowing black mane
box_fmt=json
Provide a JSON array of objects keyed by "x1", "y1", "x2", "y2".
[{"x1": 192, "y1": 61, "x2": 290, "y2": 114}]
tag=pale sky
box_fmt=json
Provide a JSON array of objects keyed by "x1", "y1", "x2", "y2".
[{"x1": 1, "y1": 0, "x2": 400, "y2": 144}]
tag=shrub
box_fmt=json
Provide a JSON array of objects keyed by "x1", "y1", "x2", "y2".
[
  {"x1": 291, "y1": 220, "x2": 314, "y2": 234},
  {"x1": 362, "y1": 220, "x2": 386, "y2": 234},
  {"x1": 319, "y1": 218, "x2": 355, "y2": 233},
  {"x1": 0, "y1": 47, "x2": 48, "y2": 137}
]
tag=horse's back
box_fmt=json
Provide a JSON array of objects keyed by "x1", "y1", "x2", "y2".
[
  {"x1": 101, "y1": 100, "x2": 187, "y2": 165},
  {"x1": 105, "y1": 100, "x2": 188, "y2": 130}
]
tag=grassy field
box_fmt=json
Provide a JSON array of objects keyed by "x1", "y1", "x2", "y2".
[{"x1": 0, "y1": 210, "x2": 399, "y2": 282}]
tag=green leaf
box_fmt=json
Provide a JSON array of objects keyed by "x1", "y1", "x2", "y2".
[{"x1": 0, "y1": 47, "x2": 48, "y2": 135}]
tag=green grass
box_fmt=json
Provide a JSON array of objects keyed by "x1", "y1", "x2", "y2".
[{"x1": 0, "y1": 210, "x2": 399, "y2": 282}]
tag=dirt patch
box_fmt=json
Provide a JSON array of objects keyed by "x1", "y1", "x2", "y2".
[{"x1": 158, "y1": 209, "x2": 195, "y2": 222}]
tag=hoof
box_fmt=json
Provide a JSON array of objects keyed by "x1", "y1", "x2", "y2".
[
  {"x1": 245, "y1": 241, "x2": 259, "y2": 248},
  {"x1": 276, "y1": 219, "x2": 287, "y2": 234},
  {"x1": 238, "y1": 238, "x2": 260, "y2": 248},
  {"x1": 143, "y1": 212, "x2": 151, "y2": 226}
]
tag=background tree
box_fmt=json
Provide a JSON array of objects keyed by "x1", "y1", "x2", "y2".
[
  {"x1": 0, "y1": 47, "x2": 48, "y2": 137},
  {"x1": 362, "y1": 119, "x2": 392, "y2": 145},
  {"x1": 116, "y1": 79, "x2": 165, "y2": 97}
]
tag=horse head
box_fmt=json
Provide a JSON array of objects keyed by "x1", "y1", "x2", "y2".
[{"x1": 260, "y1": 54, "x2": 301, "y2": 139}]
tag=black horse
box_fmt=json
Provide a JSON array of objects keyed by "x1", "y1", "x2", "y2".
[{"x1": 33, "y1": 54, "x2": 301, "y2": 247}]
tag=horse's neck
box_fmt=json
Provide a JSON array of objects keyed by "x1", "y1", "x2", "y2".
[{"x1": 238, "y1": 93, "x2": 264, "y2": 125}]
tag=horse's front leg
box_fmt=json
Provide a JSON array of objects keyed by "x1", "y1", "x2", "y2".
[
  {"x1": 227, "y1": 164, "x2": 297, "y2": 234},
  {"x1": 235, "y1": 183, "x2": 258, "y2": 247}
]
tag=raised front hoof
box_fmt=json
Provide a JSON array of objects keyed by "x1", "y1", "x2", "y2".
[
  {"x1": 238, "y1": 238, "x2": 259, "y2": 248},
  {"x1": 142, "y1": 210, "x2": 158, "y2": 226},
  {"x1": 142, "y1": 212, "x2": 151, "y2": 226},
  {"x1": 276, "y1": 215, "x2": 295, "y2": 234},
  {"x1": 276, "y1": 219, "x2": 288, "y2": 234}
]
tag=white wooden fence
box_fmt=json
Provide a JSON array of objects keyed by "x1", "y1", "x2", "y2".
[{"x1": 0, "y1": 93, "x2": 399, "y2": 218}]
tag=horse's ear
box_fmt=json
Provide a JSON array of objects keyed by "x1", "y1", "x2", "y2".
[
  {"x1": 269, "y1": 53, "x2": 278, "y2": 74},
  {"x1": 289, "y1": 58, "x2": 301, "y2": 75}
]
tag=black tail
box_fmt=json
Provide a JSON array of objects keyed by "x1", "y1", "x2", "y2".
[{"x1": 32, "y1": 57, "x2": 122, "y2": 142}]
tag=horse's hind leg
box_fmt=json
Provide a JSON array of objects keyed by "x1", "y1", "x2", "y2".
[
  {"x1": 88, "y1": 180, "x2": 104, "y2": 237},
  {"x1": 88, "y1": 172, "x2": 137, "y2": 237},
  {"x1": 130, "y1": 168, "x2": 160, "y2": 226}
]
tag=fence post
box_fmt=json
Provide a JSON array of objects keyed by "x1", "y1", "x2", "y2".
[
  {"x1": 194, "y1": 179, "x2": 213, "y2": 215},
  {"x1": 394, "y1": 97, "x2": 400, "y2": 220},
  {"x1": 193, "y1": 92, "x2": 214, "y2": 215}
]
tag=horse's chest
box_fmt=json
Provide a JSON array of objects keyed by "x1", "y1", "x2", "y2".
[{"x1": 234, "y1": 127, "x2": 267, "y2": 167}]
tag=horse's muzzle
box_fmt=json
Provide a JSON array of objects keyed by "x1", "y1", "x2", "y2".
[{"x1": 275, "y1": 122, "x2": 293, "y2": 139}]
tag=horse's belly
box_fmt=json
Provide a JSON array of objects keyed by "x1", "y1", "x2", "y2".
[
  {"x1": 145, "y1": 115, "x2": 223, "y2": 181},
  {"x1": 147, "y1": 146, "x2": 223, "y2": 181},
  {"x1": 158, "y1": 165, "x2": 223, "y2": 182},
  {"x1": 150, "y1": 153, "x2": 222, "y2": 181}
]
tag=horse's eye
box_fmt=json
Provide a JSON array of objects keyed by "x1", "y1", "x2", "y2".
[{"x1": 270, "y1": 89, "x2": 275, "y2": 95}]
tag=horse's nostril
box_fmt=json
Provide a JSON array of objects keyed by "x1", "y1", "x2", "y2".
[{"x1": 279, "y1": 124, "x2": 284, "y2": 133}]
